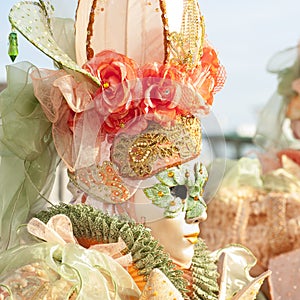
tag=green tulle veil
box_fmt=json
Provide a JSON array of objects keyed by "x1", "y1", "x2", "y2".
[{"x1": 0, "y1": 62, "x2": 59, "y2": 251}]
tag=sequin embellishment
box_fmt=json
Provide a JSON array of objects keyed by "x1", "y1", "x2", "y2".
[{"x1": 68, "y1": 161, "x2": 130, "y2": 203}]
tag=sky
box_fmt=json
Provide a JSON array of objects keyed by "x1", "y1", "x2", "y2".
[{"x1": 1, "y1": 0, "x2": 300, "y2": 136}]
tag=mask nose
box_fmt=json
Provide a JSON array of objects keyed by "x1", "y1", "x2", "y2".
[{"x1": 185, "y1": 210, "x2": 207, "y2": 224}]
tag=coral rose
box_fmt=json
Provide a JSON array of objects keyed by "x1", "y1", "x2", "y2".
[
  {"x1": 188, "y1": 45, "x2": 226, "y2": 105},
  {"x1": 141, "y1": 63, "x2": 189, "y2": 125},
  {"x1": 83, "y1": 50, "x2": 140, "y2": 114}
]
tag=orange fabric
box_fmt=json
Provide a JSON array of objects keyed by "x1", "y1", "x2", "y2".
[
  {"x1": 126, "y1": 265, "x2": 146, "y2": 291},
  {"x1": 77, "y1": 237, "x2": 101, "y2": 248}
]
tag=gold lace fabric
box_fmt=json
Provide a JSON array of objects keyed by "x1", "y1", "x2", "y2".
[{"x1": 111, "y1": 115, "x2": 202, "y2": 179}]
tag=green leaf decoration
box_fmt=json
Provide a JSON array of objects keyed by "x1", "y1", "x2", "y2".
[
  {"x1": 164, "y1": 197, "x2": 183, "y2": 218},
  {"x1": 186, "y1": 199, "x2": 206, "y2": 220},
  {"x1": 167, "y1": 197, "x2": 183, "y2": 213},
  {"x1": 145, "y1": 163, "x2": 209, "y2": 220},
  {"x1": 189, "y1": 185, "x2": 201, "y2": 197},
  {"x1": 144, "y1": 184, "x2": 172, "y2": 208},
  {"x1": 9, "y1": 1, "x2": 100, "y2": 85},
  {"x1": 195, "y1": 164, "x2": 208, "y2": 191},
  {"x1": 174, "y1": 168, "x2": 187, "y2": 185},
  {"x1": 143, "y1": 163, "x2": 209, "y2": 220},
  {"x1": 156, "y1": 167, "x2": 179, "y2": 186}
]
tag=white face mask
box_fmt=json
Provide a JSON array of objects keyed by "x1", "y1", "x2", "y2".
[
  {"x1": 133, "y1": 191, "x2": 207, "y2": 269},
  {"x1": 131, "y1": 159, "x2": 208, "y2": 268}
]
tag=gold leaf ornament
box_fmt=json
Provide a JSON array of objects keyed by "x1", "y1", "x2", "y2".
[
  {"x1": 166, "y1": 0, "x2": 205, "y2": 69},
  {"x1": 111, "y1": 116, "x2": 202, "y2": 179}
]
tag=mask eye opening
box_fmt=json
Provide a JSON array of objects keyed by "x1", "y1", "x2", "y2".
[{"x1": 170, "y1": 185, "x2": 188, "y2": 200}]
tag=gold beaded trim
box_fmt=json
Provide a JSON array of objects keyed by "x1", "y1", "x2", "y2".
[
  {"x1": 128, "y1": 132, "x2": 180, "y2": 177},
  {"x1": 86, "y1": 0, "x2": 98, "y2": 60},
  {"x1": 158, "y1": 0, "x2": 170, "y2": 63}
]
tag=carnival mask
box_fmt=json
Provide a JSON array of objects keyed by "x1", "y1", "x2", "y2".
[{"x1": 132, "y1": 159, "x2": 208, "y2": 267}]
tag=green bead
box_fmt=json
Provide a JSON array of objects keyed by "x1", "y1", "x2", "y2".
[{"x1": 8, "y1": 32, "x2": 18, "y2": 62}]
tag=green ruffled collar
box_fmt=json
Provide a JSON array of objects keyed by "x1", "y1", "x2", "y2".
[{"x1": 36, "y1": 203, "x2": 220, "y2": 300}]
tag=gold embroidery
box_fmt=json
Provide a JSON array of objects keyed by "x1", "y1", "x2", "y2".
[
  {"x1": 128, "y1": 132, "x2": 180, "y2": 177},
  {"x1": 111, "y1": 115, "x2": 201, "y2": 179}
]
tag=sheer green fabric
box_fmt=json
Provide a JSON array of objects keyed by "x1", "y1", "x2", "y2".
[
  {"x1": 210, "y1": 157, "x2": 300, "y2": 193},
  {"x1": 208, "y1": 157, "x2": 263, "y2": 190},
  {"x1": 254, "y1": 46, "x2": 300, "y2": 150},
  {"x1": 0, "y1": 62, "x2": 59, "y2": 252},
  {"x1": 0, "y1": 242, "x2": 140, "y2": 299},
  {"x1": 52, "y1": 18, "x2": 76, "y2": 63}
]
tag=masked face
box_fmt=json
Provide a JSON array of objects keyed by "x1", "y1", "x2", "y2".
[
  {"x1": 132, "y1": 160, "x2": 208, "y2": 268},
  {"x1": 69, "y1": 159, "x2": 208, "y2": 268}
]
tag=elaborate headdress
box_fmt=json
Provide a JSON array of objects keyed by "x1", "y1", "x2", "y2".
[
  {"x1": 0, "y1": 1, "x2": 225, "y2": 251},
  {"x1": 7, "y1": 0, "x2": 225, "y2": 205}
]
